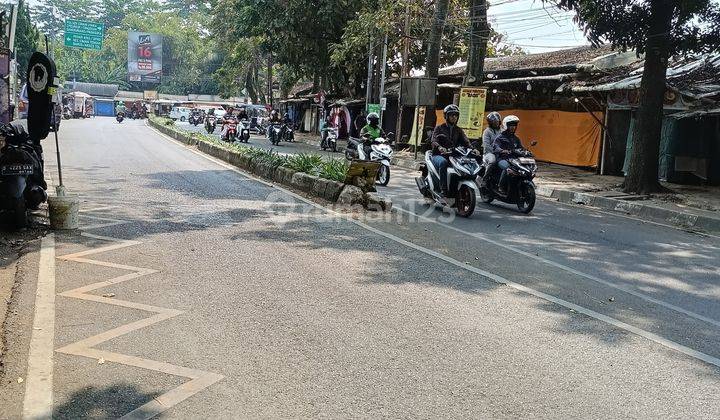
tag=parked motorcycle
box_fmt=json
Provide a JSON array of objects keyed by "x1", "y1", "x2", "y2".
[
  {"x1": 237, "y1": 119, "x2": 251, "y2": 143},
  {"x1": 321, "y1": 126, "x2": 338, "y2": 152},
  {"x1": 478, "y1": 143, "x2": 538, "y2": 214},
  {"x1": 345, "y1": 133, "x2": 394, "y2": 186},
  {"x1": 267, "y1": 123, "x2": 283, "y2": 146},
  {"x1": 416, "y1": 147, "x2": 481, "y2": 218},
  {"x1": 221, "y1": 116, "x2": 238, "y2": 142},
  {"x1": 0, "y1": 123, "x2": 47, "y2": 228},
  {"x1": 116, "y1": 112, "x2": 124, "y2": 123},
  {"x1": 205, "y1": 115, "x2": 217, "y2": 134}
]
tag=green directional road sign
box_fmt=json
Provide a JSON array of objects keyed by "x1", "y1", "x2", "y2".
[{"x1": 64, "y1": 19, "x2": 104, "y2": 50}]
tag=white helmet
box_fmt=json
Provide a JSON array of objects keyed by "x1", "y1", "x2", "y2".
[{"x1": 502, "y1": 115, "x2": 520, "y2": 130}]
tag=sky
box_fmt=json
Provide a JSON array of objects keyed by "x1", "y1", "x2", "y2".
[{"x1": 488, "y1": 0, "x2": 589, "y2": 53}]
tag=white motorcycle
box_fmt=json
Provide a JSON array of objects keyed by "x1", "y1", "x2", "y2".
[
  {"x1": 345, "y1": 134, "x2": 394, "y2": 186},
  {"x1": 416, "y1": 147, "x2": 481, "y2": 218}
]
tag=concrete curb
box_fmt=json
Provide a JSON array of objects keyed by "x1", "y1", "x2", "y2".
[
  {"x1": 537, "y1": 185, "x2": 720, "y2": 234},
  {"x1": 148, "y1": 118, "x2": 387, "y2": 209}
]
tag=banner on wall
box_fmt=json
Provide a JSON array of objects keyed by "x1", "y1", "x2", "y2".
[
  {"x1": 457, "y1": 87, "x2": 487, "y2": 139},
  {"x1": 128, "y1": 32, "x2": 163, "y2": 83},
  {"x1": 409, "y1": 106, "x2": 426, "y2": 146}
]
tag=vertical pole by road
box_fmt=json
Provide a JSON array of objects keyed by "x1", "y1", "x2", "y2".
[
  {"x1": 365, "y1": 40, "x2": 373, "y2": 111},
  {"x1": 267, "y1": 53, "x2": 273, "y2": 109},
  {"x1": 395, "y1": 6, "x2": 411, "y2": 144},
  {"x1": 378, "y1": 34, "x2": 388, "y2": 127}
]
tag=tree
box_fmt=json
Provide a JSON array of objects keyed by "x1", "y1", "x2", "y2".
[
  {"x1": 547, "y1": 0, "x2": 720, "y2": 193},
  {"x1": 13, "y1": 0, "x2": 40, "y2": 81},
  {"x1": 464, "y1": 0, "x2": 488, "y2": 86},
  {"x1": 425, "y1": 0, "x2": 450, "y2": 79}
]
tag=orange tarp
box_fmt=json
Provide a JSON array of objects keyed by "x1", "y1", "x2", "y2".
[
  {"x1": 432, "y1": 109, "x2": 602, "y2": 167},
  {"x1": 504, "y1": 110, "x2": 603, "y2": 167}
]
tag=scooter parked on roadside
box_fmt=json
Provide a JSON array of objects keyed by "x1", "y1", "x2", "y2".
[
  {"x1": 0, "y1": 122, "x2": 47, "y2": 228},
  {"x1": 345, "y1": 133, "x2": 394, "y2": 186},
  {"x1": 416, "y1": 146, "x2": 481, "y2": 218},
  {"x1": 478, "y1": 142, "x2": 538, "y2": 214}
]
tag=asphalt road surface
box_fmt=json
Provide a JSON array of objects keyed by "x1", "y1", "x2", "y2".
[{"x1": 3, "y1": 117, "x2": 720, "y2": 419}]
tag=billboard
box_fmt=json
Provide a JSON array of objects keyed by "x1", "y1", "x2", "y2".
[{"x1": 127, "y1": 32, "x2": 162, "y2": 83}]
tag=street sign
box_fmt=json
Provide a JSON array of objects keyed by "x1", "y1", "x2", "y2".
[
  {"x1": 458, "y1": 87, "x2": 488, "y2": 140},
  {"x1": 380, "y1": 97, "x2": 387, "y2": 110},
  {"x1": 64, "y1": 19, "x2": 104, "y2": 50}
]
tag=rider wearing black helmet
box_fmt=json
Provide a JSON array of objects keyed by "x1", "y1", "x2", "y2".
[{"x1": 430, "y1": 104, "x2": 471, "y2": 194}]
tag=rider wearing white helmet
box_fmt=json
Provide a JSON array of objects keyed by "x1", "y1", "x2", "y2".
[
  {"x1": 430, "y1": 104, "x2": 472, "y2": 194},
  {"x1": 492, "y1": 115, "x2": 525, "y2": 194}
]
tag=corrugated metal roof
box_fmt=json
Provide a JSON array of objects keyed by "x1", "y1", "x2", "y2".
[{"x1": 64, "y1": 82, "x2": 119, "y2": 98}]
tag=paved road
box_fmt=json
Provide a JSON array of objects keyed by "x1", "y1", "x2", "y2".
[
  {"x1": 3, "y1": 117, "x2": 720, "y2": 418},
  {"x1": 178, "y1": 120, "x2": 345, "y2": 160}
]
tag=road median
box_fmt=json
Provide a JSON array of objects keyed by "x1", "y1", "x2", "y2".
[{"x1": 148, "y1": 117, "x2": 388, "y2": 210}]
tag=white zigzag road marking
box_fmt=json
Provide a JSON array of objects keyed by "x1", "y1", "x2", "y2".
[{"x1": 55, "y1": 211, "x2": 224, "y2": 419}]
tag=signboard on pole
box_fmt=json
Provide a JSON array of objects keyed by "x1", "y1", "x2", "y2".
[
  {"x1": 400, "y1": 78, "x2": 437, "y2": 106},
  {"x1": 64, "y1": 19, "x2": 104, "y2": 50},
  {"x1": 128, "y1": 32, "x2": 163, "y2": 84},
  {"x1": 458, "y1": 87, "x2": 487, "y2": 139}
]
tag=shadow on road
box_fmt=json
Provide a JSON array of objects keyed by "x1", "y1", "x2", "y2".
[{"x1": 54, "y1": 383, "x2": 161, "y2": 419}]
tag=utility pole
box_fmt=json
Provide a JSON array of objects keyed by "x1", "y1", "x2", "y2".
[
  {"x1": 395, "y1": 4, "x2": 411, "y2": 143},
  {"x1": 267, "y1": 52, "x2": 273, "y2": 108},
  {"x1": 378, "y1": 33, "x2": 388, "y2": 126},
  {"x1": 365, "y1": 40, "x2": 373, "y2": 111}
]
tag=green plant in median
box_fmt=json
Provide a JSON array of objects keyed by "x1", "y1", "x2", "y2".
[
  {"x1": 317, "y1": 159, "x2": 349, "y2": 182},
  {"x1": 285, "y1": 154, "x2": 324, "y2": 174}
]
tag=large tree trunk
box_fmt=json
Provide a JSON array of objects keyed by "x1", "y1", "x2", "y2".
[
  {"x1": 623, "y1": 0, "x2": 674, "y2": 194},
  {"x1": 245, "y1": 69, "x2": 258, "y2": 104},
  {"x1": 424, "y1": 0, "x2": 450, "y2": 134},
  {"x1": 464, "y1": 0, "x2": 489, "y2": 86}
]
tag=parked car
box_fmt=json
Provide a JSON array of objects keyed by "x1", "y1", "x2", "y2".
[{"x1": 169, "y1": 107, "x2": 192, "y2": 122}]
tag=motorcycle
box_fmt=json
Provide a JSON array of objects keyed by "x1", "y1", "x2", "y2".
[
  {"x1": 237, "y1": 119, "x2": 251, "y2": 143},
  {"x1": 282, "y1": 123, "x2": 295, "y2": 143},
  {"x1": 189, "y1": 113, "x2": 203, "y2": 126},
  {"x1": 221, "y1": 116, "x2": 238, "y2": 142},
  {"x1": 416, "y1": 147, "x2": 481, "y2": 218},
  {"x1": 116, "y1": 112, "x2": 124, "y2": 123},
  {"x1": 345, "y1": 133, "x2": 394, "y2": 186},
  {"x1": 205, "y1": 115, "x2": 217, "y2": 134},
  {"x1": 0, "y1": 123, "x2": 47, "y2": 228},
  {"x1": 267, "y1": 123, "x2": 283, "y2": 146},
  {"x1": 321, "y1": 126, "x2": 338, "y2": 152},
  {"x1": 478, "y1": 144, "x2": 538, "y2": 214}
]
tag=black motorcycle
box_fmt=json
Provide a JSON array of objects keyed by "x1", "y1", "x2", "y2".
[
  {"x1": 116, "y1": 112, "x2": 124, "y2": 123},
  {"x1": 478, "y1": 145, "x2": 538, "y2": 214},
  {"x1": 267, "y1": 123, "x2": 283, "y2": 146},
  {"x1": 282, "y1": 123, "x2": 294, "y2": 143},
  {"x1": 205, "y1": 115, "x2": 217, "y2": 134},
  {"x1": 0, "y1": 123, "x2": 47, "y2": 228},
  {"x1": 190, "y1": 112, "x2": 203, "y2": 126}
]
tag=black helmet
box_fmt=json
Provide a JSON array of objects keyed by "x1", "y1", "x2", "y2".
[
  {"x1": 443, "y1": 104, "x2": 460, "y2": 119},
  {"x1": 367, "y1": 112, "x2": 380, "y2": 124}
]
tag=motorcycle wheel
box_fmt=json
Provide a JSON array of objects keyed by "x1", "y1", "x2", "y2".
[
  {"x1": 344, "y1": 150, "x2": 353, "y2": 161},
  {"x1": 8, "y1": 198, "x2": 28, "y2": 229},
  {"x1": 479, "y1": 184, "x2": 494, "y2": 204},
  {"x1": 517, "y1": 183, "x2": 536, "y2": 214},
  {"x1": 376, "y1": 165, "x2": 390, "y2": 186},
  {"x1": 456, "y1": 184, "x2": 476, "y2": 218}
]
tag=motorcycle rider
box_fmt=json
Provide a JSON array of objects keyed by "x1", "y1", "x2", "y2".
[
  {"x1": 220, "y1": 108, "x2": 236, "y2": 139},
  {"x1": 430, "y1": 104, "x2": 471, "y2": 194},
  {"x1": 236, "y1": 106, "x2": 249, "y2": 121},
  {"x1": 115, "y1": 101, "x2": 126, "y2": 117},
  {"x1": 477, "y1": 111, "x2": 502, "y2": 185},
  {"x1": 359, "y1": 112, "x2": 386, "y2": 157},
  {"x1": 492, "y1": 115, "x2": 525, "y2": 194}
]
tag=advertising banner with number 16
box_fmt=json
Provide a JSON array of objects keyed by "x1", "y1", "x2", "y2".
[{"x1": 127, "y1": 32, "x2": 163, "y2": 83}]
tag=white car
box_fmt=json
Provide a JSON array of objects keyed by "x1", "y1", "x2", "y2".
[{"x1": 169, "y1": 107, "x2": 192, "y2": 122}]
